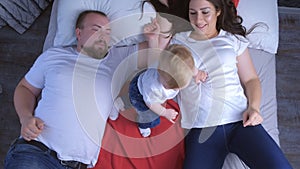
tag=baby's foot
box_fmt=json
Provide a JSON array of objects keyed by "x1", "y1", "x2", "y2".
[
  {"x1": 138, "y1": 127, "x2": 151, "y2": 137},
  {"x1": 109, "y1": 106, "x2": 119, "y2": 121}
]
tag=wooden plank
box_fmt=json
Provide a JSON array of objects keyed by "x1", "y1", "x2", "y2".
[{"x1": 276, "y1": 7, "x2": 300, "y2": 169}]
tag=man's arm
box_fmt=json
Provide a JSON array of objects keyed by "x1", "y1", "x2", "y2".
[
  {"x1": 138, "y1": 15, "x2": 172, "y2": 69},
  {"x1": 14, "y1": 78, "x2": 44, "y2": 141}
]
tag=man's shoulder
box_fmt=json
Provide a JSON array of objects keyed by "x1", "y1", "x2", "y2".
[
  {"x1": 107, "y1": 44, "x2": 138, "y2": 58},
  {"x1": 109, "y1": 44, "x2": 138, "y2": 51},
  {"x1": 38, "y1": 45, "x2": 77, "y2": 61},
  {"x1": 46, "y1": 45, "x2": 75, "y2": 52}
]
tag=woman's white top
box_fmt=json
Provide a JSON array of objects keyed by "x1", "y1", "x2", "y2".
[{"x1": 171, "y1": 30, "x2": 249, "y2": 128}]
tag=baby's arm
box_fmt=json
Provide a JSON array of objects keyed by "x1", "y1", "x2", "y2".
[{"x1": 147, "y1": 103, "x2": 178, "y2": 123}]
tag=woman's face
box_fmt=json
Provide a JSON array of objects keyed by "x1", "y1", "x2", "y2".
[{"x1": 188, "y1": 0, "x2": 220, "y2": 39}]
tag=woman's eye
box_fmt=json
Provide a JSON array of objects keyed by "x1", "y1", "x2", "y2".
[
  {"x1": 202, "y1": 10, "x2": 209, "y2": 15},
  {"x1": 189, "y1": 11, "x2": 196, "y2": 15}
]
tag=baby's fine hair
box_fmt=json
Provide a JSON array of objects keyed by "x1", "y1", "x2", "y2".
[{"x1": 158, "y1": 44, "x2": 195, "y2": 89}]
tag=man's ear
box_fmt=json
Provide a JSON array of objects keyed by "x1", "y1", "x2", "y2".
[{"x1": 75, "y1": 28, "x2": 81, "y2": 40}]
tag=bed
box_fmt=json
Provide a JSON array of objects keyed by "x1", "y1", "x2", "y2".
[{"x1": 41, "y1": 0, "x2": 280, "y2": 168}]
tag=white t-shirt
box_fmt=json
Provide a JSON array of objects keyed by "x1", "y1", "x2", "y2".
[
  {"x1": 25, "y1": 45, "x2": 138, "y2": 167},
  {"x1": 137, "y1": 69, "x2": 179, "y2": 104},
  {"x1": 171, "y1": 30, "x2": 249, "y2": 128}
]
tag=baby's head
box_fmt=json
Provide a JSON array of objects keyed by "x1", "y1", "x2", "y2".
[{"x1": 158, "y1": 44, "x2": 195, "y2": 89}]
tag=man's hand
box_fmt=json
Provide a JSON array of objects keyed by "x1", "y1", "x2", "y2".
[
  {"x1": 143, "y1": 18, "x2": 160, "y2": 41},
  {"x1": 20, "y1": 116, "x2": 44, "y2": 141}
]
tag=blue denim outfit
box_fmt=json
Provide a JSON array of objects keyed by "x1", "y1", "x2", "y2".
[
  {"x1": 4, "y1": 138, "x2": 87, "y2": 169},
  {"x1": 129, "y1": 71, "x2": 160, "y2": 129},
  {"x1": 183, "y1": 121, "x2": 293, "y2": 169}
]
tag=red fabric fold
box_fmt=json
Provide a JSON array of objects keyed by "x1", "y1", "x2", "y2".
[
  {"x1": 93, "y1": 100, "x2": 185, "y2": 169},
  {"x1": 232, "y1": 0, "x2": 240, "y2": 7}
]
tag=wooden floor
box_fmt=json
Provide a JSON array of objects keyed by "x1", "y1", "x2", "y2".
[
  {"x1": 276, "y1": 7, "x2": 300, "y2": 168},
  {"x1": 0, "y1": 4, "x2": 51, "y2": 169},
  {"x1": 0, "y1": 4, "x2": 299, "y2": 169}
]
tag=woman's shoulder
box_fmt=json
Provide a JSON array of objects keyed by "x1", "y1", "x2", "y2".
[
  {"x1": 218, "y1": 30, "x2": 249, "y2": 55},
  {"x1": 219, "y1": 30, "x2": 248, "y2": 43}
]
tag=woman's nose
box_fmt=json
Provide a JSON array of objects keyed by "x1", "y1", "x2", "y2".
[{"x1": 196, "y1": 13, "x2": 204, "y2": 22}]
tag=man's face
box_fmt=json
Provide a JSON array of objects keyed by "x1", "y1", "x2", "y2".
[{"x1": 76, "y1": 13, "x2": 111, "y2": 59}]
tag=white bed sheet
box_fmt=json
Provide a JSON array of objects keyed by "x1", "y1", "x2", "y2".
[{"x1": 43, "y1": 2, "x2": 279, "y2": 169}]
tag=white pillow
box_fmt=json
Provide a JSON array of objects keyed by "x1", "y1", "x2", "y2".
[
  {"x1": 237, "y1": 0, "x2": 279, "y2": 54},
  {"x1": 54, "y1": 0, "x2": 156, "y2": 47}
]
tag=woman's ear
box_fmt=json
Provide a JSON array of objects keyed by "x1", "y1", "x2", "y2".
[
  {"x1": 159, "y1": 0, "x2": 169, "y2": 7},
  {"x1": 216, "y1": 9, "x2": 221, "y2": 17}
]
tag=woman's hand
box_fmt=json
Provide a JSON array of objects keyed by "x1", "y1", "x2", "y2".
[{"x1": 242, "y1": 107, "x2": 263, "y2": 127}]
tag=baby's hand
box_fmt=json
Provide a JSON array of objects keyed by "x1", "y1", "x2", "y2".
[
  {"x1": 143, "y1": 18, "x2": 160, "y2": 40},
  {"x1": 194, "y1": 69, "x2": 208, "y2": 84},
  {"x1": 162, "y1": 109, "x2": 178, "y2": 123}
]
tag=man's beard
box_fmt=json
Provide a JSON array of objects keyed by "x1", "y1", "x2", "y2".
[{"x1": 81, "y1": 40, "x2": 108, "y2": 59}]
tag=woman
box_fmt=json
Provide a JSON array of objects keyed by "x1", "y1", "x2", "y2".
[{"x1": 166, "y1": 0, "x2": 293, "y2": 168}]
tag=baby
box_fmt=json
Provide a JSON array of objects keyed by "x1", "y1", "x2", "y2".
[{"x1": 129, "y1": 44, "x2": 207, "y2": 137}]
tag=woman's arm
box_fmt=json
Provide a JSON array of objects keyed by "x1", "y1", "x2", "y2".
[{"x1": 237, "y1": 48, "x2": 263, "y2": 127}]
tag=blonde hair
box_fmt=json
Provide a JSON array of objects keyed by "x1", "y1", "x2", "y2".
[{"x1": 158, "y1": 44, "x2": 195, "y2": 89}]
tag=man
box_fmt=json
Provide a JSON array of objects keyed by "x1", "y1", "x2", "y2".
[{"x1": 4, "y1": 10, "x2": 145, "y2": 169}]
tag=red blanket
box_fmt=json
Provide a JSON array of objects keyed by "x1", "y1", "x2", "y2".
[{"x1": 93, "y1": 100, "x2": 185, "y2": 169}]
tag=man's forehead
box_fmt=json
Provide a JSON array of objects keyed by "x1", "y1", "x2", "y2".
[
  {"x1": 92, "y1": 23, "x2": 111, "y2": 30},
  {"x1": 85, "y1": 13, "x2": 109, "y2": 23},
  {"x1": 84, "y1": 17, "x2": 110, "y2": 29}
]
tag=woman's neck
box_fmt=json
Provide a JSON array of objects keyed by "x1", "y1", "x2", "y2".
[{"x1": 190, "y1": 30, "x2": 219, "y2": 40}]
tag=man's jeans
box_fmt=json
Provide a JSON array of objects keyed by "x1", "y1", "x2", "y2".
[{"x1": 4, "y1": 139, "x2": 73, "y2": 169}]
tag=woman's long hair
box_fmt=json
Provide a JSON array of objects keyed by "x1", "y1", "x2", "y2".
[{"x1": 203, "y1": 0, "x2": 263, "y2": 37}]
